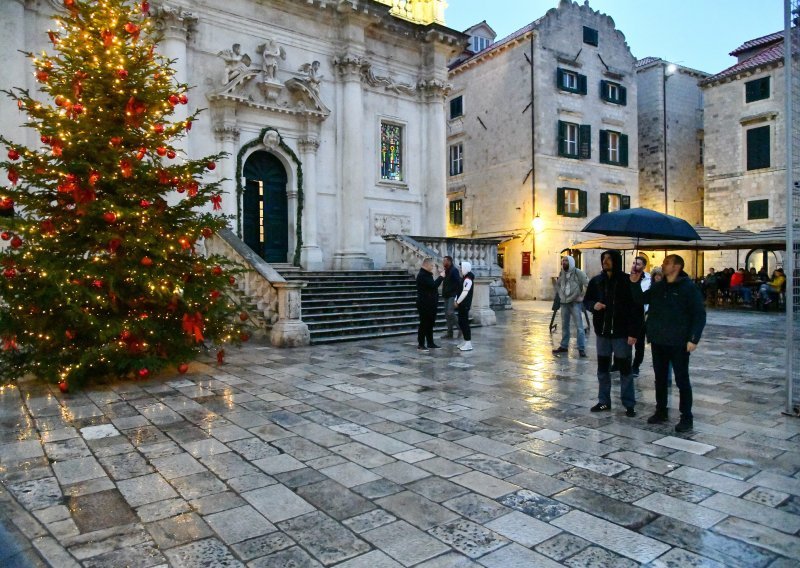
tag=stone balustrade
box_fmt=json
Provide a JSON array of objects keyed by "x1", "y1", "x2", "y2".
[{"x1": 205, "y1": 229, "x2": 310, "y2": 347}]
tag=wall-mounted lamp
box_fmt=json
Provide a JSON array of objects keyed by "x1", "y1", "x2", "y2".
[{"x1": 532, "y1": 213, "x2": 544, "y2": 234}]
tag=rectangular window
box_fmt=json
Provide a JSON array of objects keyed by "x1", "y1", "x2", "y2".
[
  {"x1": 599, "y1": 129, "x2": 629, "y2": 166},
  {"x1": 745, "y1": 76, "x2": 770, "y2": 103},
  {"x1": 747, "y1": 199, "x2": 769, "y2": 220},
  {"x1": 601, "y1": 193, "x2": 631, "y2": 213},
  {"x1": 557, "y1": 187, "x2": 587, "y2": 218},
  {"x1": 449, "y1": 143, "x2": 463, "y2": 176},
  {"x1": 583, "y1": 26, "x2": 599, "y2": 46},
  {"x1": 380, "y1": 122, "x2": 403, "y2": 181},
  {"x1": 449, "y1": 96, "x2": 463, "y2": 119},
  {"x1": 449, "y1": 199, "x2": 463, "y2": 225},
  {"x1": 557, "y1": 68, "x2": 587, "y2": 95},
  {"x1": 558, "y1": 121, "x2": 591, "y2": 159},
  {"x1": 471, "y1": 36, "x2": 490, "y2": 52},
  {"x1": 600, "y1": 80, "x2": 627, "y2": 105},
  {"x1": 746, "y1": 125, "x2": 770, "y2": 170}
]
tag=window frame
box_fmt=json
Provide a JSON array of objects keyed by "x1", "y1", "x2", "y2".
[
  {"x1": 449, "y1": 143, "x2": 464, "y2": 176},
  {"x1": 557, "y1": 68, "x2": 587, "y2": 95},
  {"x1": 600, "y1": 80, "x2": 627, "y2": 105},
  {"x1": 745, "y1": 76, "x2": 770, "y2": 103},
  {"x1": 747, "y1": 198, "x2": 769, "y2": 220},
  {"x1": 557, "y1": 187, "x2": 588, "y2": 218},
  {"x1": 583, "y1": 26, "x2": 599, "y2": 46},
  {"x1": 599, "y1": 129, "x2": 629, "y2": 167},
  {"x1": 449, "y1": 199, "x2": 463, "y2": 225},
  {"x1": 745, "y1": 124, "x2": 771, "y2": 171},
  {"x1": 601, "y1": 192, "x2": 631, "y2": 213},
  {"x1": 449, "y1": 95, "x2": 463, "y2": 120},
  {"x1": 378, "y1": 119, "x2": 406, "y2": 185}
]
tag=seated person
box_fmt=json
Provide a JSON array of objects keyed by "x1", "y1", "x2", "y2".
[
  {"x1": 729, "y1": 268, "x2": 753, "y2": 305},
  {"x1": 759, "y1": 268, "x2": 786, "y2": 305},
  {"x1": 702, "y1": 268, "x2": 718, "y2": 301},
  {"x1": 758, "y1": 265, "x2": 770, "y2": 282}
]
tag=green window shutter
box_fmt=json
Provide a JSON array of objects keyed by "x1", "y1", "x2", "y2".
[
  {"x1": 599, "y1": 129, "x2": 609, "y2": 164},
  {"x1": 578, "y1": 190, "x2": 588, "y2": 217},
  {"x1": 747, "y1": 199, "x2": 769, "y2": 220},
  {"x1": 578, "y1": 73, "x2": 588, "y2": 95},
  {"x1": 619, "y1": 85, "x2": 627, "y2": 106},
  {"x1": 557, "y1": 120, "x2": 566, "y2": 156},
  {"x1": 600, "y1": 80, "x2": 609, "y2": 102},
  {"x1": 746, "y1": 126, "x2": 770, "y2": 170},
  {"x1": 745, "y1": 77, "x2": 770, "y2": 103},
  {"x1": 760, "y1": 77, "x2": 771, "y2": 99},
  {"x1": 557, "y1": 187, "x2": 566, "y2": 216},
  {"x1": 600, "y1": 193, "x2": 609, "y2": 214},
  {"x1": 621, "y1": 195, "x2": 631, "y2": 209},
  {"x1": 556, "y1": 68, "x2": 564, "y2": 90},
  {"x1": 620, "y1": 134, "x2": 629, "y2": 167},
  {"x1": 579, "y1": 124, "x2": 591, "y2": 159}
]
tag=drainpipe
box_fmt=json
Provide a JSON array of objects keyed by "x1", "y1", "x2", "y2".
[{"x1": 530, "y1": 29, "x2": 536, "y2": 259}]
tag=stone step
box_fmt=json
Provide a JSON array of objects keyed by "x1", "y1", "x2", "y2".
[{"x1": 310, "y1": 321, "x2": 447, "y2": 343}]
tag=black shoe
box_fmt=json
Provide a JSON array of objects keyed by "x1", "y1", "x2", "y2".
[
  {"x1": 647, "y1": 412, "x2": 668, "y2": 424},
  {"x1": 417, "y1": 346, "x2": 429, "y2": 351},
  {"x1": 625, "y1": 407, "x2": 636, "y2": 417},
  {"x1": 428, "y1": 344, "x2": 441, "y2": 349},
  {"x1": 552, "y1": 346, "x2": 568, "y2": 354},
  {"x1": 675, "y1": 418, "x2": 694, "y2": 433},
  {"x1": 579, "y1": 350, "x2": 588, "y2": 358},
  {"x1": 590, "y1": 403, "x2": 611, "y2": 412}
]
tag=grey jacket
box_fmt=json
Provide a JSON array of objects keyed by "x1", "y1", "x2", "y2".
[{"x1": 557, "y1": 256, "x2": 589, "y2": 304}]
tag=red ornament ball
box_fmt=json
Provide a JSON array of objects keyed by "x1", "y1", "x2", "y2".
[
  {"x1": 65, "y1": 329, "x2": 76, "y2": 340},
  {"x1": 7, "y1": 149, "x2": 20, "y2": 161},
  {"x1": 179, "y1": 94, "x2": 188, "y2": 105},
  {"x1": 140, "y1": 256, "x2": 153, "y2": 267},
  {"x1": 140, "y1": 199, "x2": 151, "y2": 208},
  {"x1": 229, "y1": 276, "x2": 236, "y2": 285},
  {"x1": 0, "y1": 232, "x2": 10, "y2": 241},
  {"x1": 210, "y1": 290, "x2": 221, "y2": 300},
  {"x1": 92, "y1": 279, "x2": 103, "y2": 288},
  {"x1": 109, "y1": 136, "x2": 123, "y2": 147},
  {"x1": 102, "y1": 211, "x2": 117, "y2": 224},
  {"x1": 3, "y1": 268, "x2": 16, "y2": 279},
  {"x1": 156, "y1": 147, "x2": 167, "y2": 157},
  {"x1": 138, "y1": 368, "x2": 150, "y2": 379},
  {"x1": 201, "y1": 227, "x2": 213, "y2": 238},
  {"x1": 239, "y1": 312, "x2": 249, "y2": 321},
  {"x1": 211, "y1": 265, "x2": 223, "y2": 276},
  {"x1": 54, "y1": 95, "x2": 66, "y2": 107},
  {"x1": 10, "y1": 236, "x2": 23, "y2": 249},
  {"x1": 120, "y1": 329, "x2": 132, "y2": 340},
  {"x1": 153, "y1": 123, "x2": 164, "y2": 134},
  {"x1": 240, "y1": 332, "x2": 250, "y2": 342},
  {"x1": 72, "y1": 103, "x2": 84, "y2": 115},
  {"x1": 177, "y1": 363, "x2": 189, "y2": 374},
  {"x1": 167, "y1": 150, "x2": 176, "y2": 159},
  {"x1": 117, "y1": 69, "x2": 128, "y2": 79},
  {"x1": 168, "y1": 94, "x2": 180, "y2": 106},
  {"x1": 206, "y1": 162, "x2": 216, "y2": 171},
  {"x1": 58, "y1": 381, "x2": 68, "y2": 393},
  {"x1": 176, "y1": 186, "x2": 185, "y2": 194}
]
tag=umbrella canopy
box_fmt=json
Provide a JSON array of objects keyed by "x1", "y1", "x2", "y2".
[
  {"x1": 581, "y1": 208, "x2": 701, "y2": 241},
  {"x1": 572, "y1": 225, "x2": 725, "y2": 251}
]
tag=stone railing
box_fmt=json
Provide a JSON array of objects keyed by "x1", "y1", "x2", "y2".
[
  {"x1": 408, "y1": 236, "x2": 504, "y2": 278},
  {"x1": 383, "y1": 234, "x2": 500, "y2": 326},
  {"x1": 205, "y1": 229, "x2": 309, "y2": 347}
]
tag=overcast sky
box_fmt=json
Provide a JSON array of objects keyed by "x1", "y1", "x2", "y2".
[{"x1": 445, "y1": 0, "x2": 784, "y2": 74}]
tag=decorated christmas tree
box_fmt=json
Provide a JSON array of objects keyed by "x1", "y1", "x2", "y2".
[{"x1": 0, "y1": 0, "x2": 248, "y2": 390}]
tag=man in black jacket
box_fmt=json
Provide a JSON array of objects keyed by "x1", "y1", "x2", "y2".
[
  {"x1": 440, "y1": 255, "x2": 462, "y2": 339},
  {"x1": 583, "y1": 250, "x2": 642, "y2": 417},
  {"x1": 416, "y1": 257, "x2": 443, "y2": 351},
  {"x1": 631, "y1": 254, "x2": 706, "y2": 432}
]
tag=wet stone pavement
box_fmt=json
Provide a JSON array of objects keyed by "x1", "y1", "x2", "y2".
[{"x1": 0, "y1": 301, "x2": 798, "y2": 567}]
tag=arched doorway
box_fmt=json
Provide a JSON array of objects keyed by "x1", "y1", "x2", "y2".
[{"x1": 242, "y1": 151, "x2": 289, "y2": 263}]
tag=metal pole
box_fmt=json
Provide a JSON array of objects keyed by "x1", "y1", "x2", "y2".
[
  {"x1": 784, "y1": 0, "x2": 795, "y2": 414},
  {"x1": 662, "y1": 62, "x2": 669, "y2": 215}
]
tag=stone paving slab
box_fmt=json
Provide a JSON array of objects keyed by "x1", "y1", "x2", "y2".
[{"x1": 1, "y1": 302, "x2": 800, "y2": 566}]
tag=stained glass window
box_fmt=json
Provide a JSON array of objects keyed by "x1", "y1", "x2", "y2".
[{"x1": 381, "y1": 122, "x2": 403, "y2": 181}]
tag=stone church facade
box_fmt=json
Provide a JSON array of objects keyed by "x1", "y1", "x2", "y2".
[
  {"x1": 1, "y1": 0, "x2": 462, "y2": 270},
  {"x1": 446, "y1": 0, "x2": 638, "y2": 300}
]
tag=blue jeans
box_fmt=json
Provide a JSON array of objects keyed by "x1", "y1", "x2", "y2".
[
  {"x1": 596, "y1": 336, "x2": 635, "y2": 409},
  {"x1": 730, "y1": 285, "x2": 752, "y2": 303},
  {"x1": 559, "y1": 301, "x2": 586, "y2": 351}
]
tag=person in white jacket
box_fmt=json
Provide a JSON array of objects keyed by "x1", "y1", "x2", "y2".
[
  {"x1": 553, "y1": 255, "x2": 589, "y2": 357},
  {"x1": 630, "y1": 255, "x2": 651, "y2": 376},
  {"x1": 454, "y1": 261, "x2": 475, "y2": 351}
]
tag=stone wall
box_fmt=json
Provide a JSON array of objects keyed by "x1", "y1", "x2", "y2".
[{"x1": 448, "y1": 0, "x2": 638, "y2": 299}]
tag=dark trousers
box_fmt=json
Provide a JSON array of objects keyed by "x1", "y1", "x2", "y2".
[
  {"x1": 651, "y1": 343, "x2": 693, "y2": 419},
  {"x1": 417, "y1": 306, "x2": 437, "y2": 347},
  {"x1": 632, "y1": 327, "x2": 646, "y2": 370},
  {"x1": 457, "y1": 308, "x2": 471, "y2": 341}
]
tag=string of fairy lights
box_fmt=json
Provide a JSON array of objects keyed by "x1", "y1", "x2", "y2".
[{"x1": 0, "y1": 0, "x2": 249, "y2": 389}]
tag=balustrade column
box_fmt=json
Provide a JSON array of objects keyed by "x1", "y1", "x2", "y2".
[{"x1": 298, "y1": 137, "x2": 323, "y2": 269}]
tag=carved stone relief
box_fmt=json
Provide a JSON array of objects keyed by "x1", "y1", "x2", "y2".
[{"x1": 372, "y1": 212, "x2": 412, "y2": 242}]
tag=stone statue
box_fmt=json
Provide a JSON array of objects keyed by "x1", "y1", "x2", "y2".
[
  {"x1": 218, "y1": 43, "x2": 251, "y2": 86},
  {"x1": 257, "y1": 39, "x2": 286, "y2": 81},
  {"x1": 298, "y1": 61, "x2": 323, "y2": 94}
]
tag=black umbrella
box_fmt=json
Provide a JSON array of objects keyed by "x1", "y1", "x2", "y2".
[{"x1": 582, "y1": 208, "x2": 701, "y2": 241}]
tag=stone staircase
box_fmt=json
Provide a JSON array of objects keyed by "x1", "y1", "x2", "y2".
[{"x1": 280, "y1": 269, "x2": 446, "y2": 344}]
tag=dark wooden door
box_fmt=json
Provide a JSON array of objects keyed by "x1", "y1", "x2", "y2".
[{"x1": 242, "y1": 151, "x2": 288, "y2": 263}]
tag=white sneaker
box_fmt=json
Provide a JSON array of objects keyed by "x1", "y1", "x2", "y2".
[{"x1": 458, "y1": 341, "x2": 473, "y2": 351}]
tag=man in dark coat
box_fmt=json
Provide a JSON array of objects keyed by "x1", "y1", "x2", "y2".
[
  {"x1": 631, "y1": 254, "x2": 706, "y2": 432},
  {"x1": 416, "y1": 257, "x2": 443, "y2": 351},
  {"x1": 440, "y1": 255, "x2": 462, "y2": 339},
  {"x1": 583, "y1": 250, "x2": 642, "y2": 416}
]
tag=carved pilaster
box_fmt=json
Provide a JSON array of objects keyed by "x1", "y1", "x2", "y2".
[
  {"x1": 417, "y1": 78, "x2": 451, "y2": 101},
  {"x1": 154, "y1": 4, "x2": 198, "y2": 42},
  {"x1": 333, "y1": 53, "x2": 366, "y2": 81},
  {"x1": 297, "y1": 137, "x2": 320, "y2": 153},
  {"x1": 213, "y1": 125, "x2": 240, "y2": 143}
]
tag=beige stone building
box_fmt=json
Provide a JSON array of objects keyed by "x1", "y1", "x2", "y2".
[
  {"x1": 635, "y1": 58, "x2": 708, "y2": 274},
  {"x1": 701, "y1": 31, "x2": 786, "y2": 272},
  {"x1": 446, "y1": 0, "x2": 638, "y2": 300}
]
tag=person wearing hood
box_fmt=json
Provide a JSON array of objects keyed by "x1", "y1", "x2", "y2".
[
  {"x1": 454, "y1": 261, "x2": 475, "y2": 351},
  {"x1": 553, "y1": 255, "x2": 589, "y2": 357},
  {"x1": 415, "y1": 257, "x2": 444, "y2": 351},
  {"x1": 631, "y1": 254, "x2": 706, "y2": 433},
  {"x1": 583, "y1": 249, "x2": 642, "y2": 417}
]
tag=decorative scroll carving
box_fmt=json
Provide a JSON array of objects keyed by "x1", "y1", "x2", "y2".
[
  {"x1": 361, "y1": 63, "x2": 416, "y2": 96},
  {"x1": 417, "y1": 78, "x2": 451, "y2": 100},
  {"x1": 153, "y1": 4, "x2": 198, "y2": 42},
  {"x1": 333, "y1": 53, "x2": 366, "y2": 78}
]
